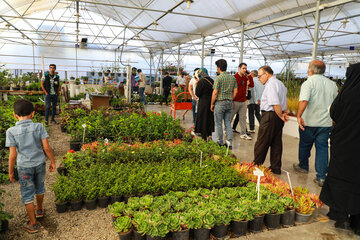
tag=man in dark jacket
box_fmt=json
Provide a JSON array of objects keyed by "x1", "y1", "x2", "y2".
[
  {"x1": 162, "y1": 72, "x2": 172, "y2": 105},
  {"x1": 41, "y1": 64, "x2": 61, "y2": 125}
]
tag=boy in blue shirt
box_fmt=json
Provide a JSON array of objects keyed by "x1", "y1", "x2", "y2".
[{"x1": 6, "y1": 99, "x2": 56, "y2": 233}]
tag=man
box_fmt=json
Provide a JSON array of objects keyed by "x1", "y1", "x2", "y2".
[
  {"x1": 176, "y1": 72, "x2": 186, "y2": 88},
  {"x1": 137, "y1": 69, "x2": 147, "y2": 104},
  {"x1": 162, "y1": 72, "x2": 172, "y2": 105},
  {"x1": 211, "y1": 59, "x2": 237, "y2": 148},
  {"x1": 103, "y1": 70, "x2": 111, "y2": 84},
  {"x1": 41, "y1": 64, "x2": 61, "y2": 125},
  {"x1": 293, "y1": 60, "x2": 338, "y2": 187},
  {"x1": 248, "y1": 70, "x2": 264, "y2": 133},
  {"x1": 253, "y1": 65, "x2": 288, "y2": 175},
  {"x1": 231, "y1": 63, "x2": 254, "y2": 140},
  {"x1": 189, "y1": 68, "x2": 200, "y2": 127}
]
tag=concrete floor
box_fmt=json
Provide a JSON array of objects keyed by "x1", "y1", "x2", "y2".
[{"x1": 145, "y1": 104, "x2": 360, "y2": 240}]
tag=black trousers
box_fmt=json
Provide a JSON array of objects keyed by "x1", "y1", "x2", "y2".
[
  {"x1": 253, "y1": 111, "x2": 284, "y2": 173},
  {"x1": 162, "y1": 88, "x2": 170, "y2": 104},
  {"x1": 248, "y1": 104, "x2": 261, "y2": 130}
]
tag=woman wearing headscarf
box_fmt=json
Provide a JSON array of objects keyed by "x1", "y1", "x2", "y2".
[
  {"x1": 320, "y1": 62, "x2": 360, "y2": 235},
  {"x1": 195, "y1": 68, "x2": 214, "y2": 140}
]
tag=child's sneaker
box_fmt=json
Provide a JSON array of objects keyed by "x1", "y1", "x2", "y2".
[
  {"x1": 24, "y1": 221, "x2": 40, "y2": 233},
  {"x1": 35, "y1": 208, "x2": 45, "y2": 218}
]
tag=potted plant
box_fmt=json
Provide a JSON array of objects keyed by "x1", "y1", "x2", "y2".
[
  {"x1": 52, "y1": 175, "x2": 70, "y2": 213},
  {"x1": 98, "y1": 185, "x2": 109, "y2": 208},
  {"x1": 249, "y1": 201, "x2": 265, "y2": 233},
  {"x1": 295, "y1": 194, "x2": 315, "y2": 223},
  {"x1": 98, "y1": 71, "x2": 103, "y2": 77},
  {"x1": 11, "y1": 77, "x2": 21, "y2": 91},
  {"x1": 75, "y1": 78, "x2": 80, "y2": 85},
  {"x1": 108, "y1": 202, "x2": 126, "y2": 222},
  {"x1": 192, "y1": 210, "x2": 214, "y2": 240},
  {"x1": 84, "y1": 184, "x2": 98, "y2": 210},
  {"x1": 132, "y1": 211, "x2": 147, "y2": 240},
  {"x1": 230, "y1": 202, "x2": 253, "y2": 237},
  {"x1": 280, "y1": 196, "x2": 298, "y2": 227},
  {"x1": 211, "y1": 206, "x2": 231, "y2": 239},
  {"x1": 145, "y1": 213, "x2": 169, "y2": 240},
  {"x1": 168, "y1": 213, "x2": 190, "y2": 240},
  {"x1": 69, "y1": 184, "x2": 83, "y2": 211},
  {"x1": 264, "y1": 198, "x2": 284, "y2": 230},
  {"x1": 70, "y1": 132, "x2": 82, "y2": 151},
  {"x1": 114, "y1": 216, "x2": 133, "y2": 240}
]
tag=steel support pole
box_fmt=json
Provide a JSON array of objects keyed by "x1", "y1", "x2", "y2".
[
  {"x1": 287, "y1": 59, "x2": 291, "y2": 81},
  {"x1": 177, "y1": 45, "x2": 181, "y2": 75},
  {"x1": 149, "y1": 52, "x2": 152, "y2": 87},
  {"x1": 160, "y1": 50, "x2": 164, "y2": 95},
  {"x1": 312, "y1": 0, "x2": 321, "y2": 60},
  {"x1": 239, "y1": 23, "x2": 245, "y2": 63},
  {"x1": 32, "y1": 43, "x2": 35, "y2": 72},
  {"x1": 201, "y1": 36, "x2": 205, "y2": 68}
]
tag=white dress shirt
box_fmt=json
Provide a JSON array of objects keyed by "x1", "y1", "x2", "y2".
[
  {"x1": 260, "y1": 76, "x2": 287, "y2": 111},
  {"x1": 189, "y1": 77, "x2": 197, "y2": 99}
]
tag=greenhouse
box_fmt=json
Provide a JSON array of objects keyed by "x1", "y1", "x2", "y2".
[{"x1": 0, "y1": 0, "x2": 359, "y2": 239}]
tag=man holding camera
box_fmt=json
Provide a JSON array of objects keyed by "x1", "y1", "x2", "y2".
[{"x1": 231, "y1": 63, "x2": 254, "y2": 140}]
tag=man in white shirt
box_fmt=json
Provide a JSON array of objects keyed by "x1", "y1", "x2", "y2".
[
  {"x1": 176, "y1": 72, "x2": 186, "y2": 88},
  {"x1": 253, "y1": 65, "x2": 288, "y2": 175},
  {"x1": 293, "y1": 60, "x2": 338, "y2": 187},
  {"x1": 137, "y1": 69, "x2": 147, "y2": 104},
  {"x1": 189, "y1": 68, "x2": 200, "y2": 127}
]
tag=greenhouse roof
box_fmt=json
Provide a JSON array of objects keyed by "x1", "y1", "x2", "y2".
[{"x1": 0, "y1": 0, "x2": 359, "y2": 62}]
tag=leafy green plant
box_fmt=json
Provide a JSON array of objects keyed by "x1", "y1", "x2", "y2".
[{"x1": 114, "y1": 216, "x2": 132, "y2": 233}]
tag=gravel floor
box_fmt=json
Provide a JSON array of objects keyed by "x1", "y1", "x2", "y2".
[{"x1": 0, "y1": 116, "x2": 118, "y2": 240}]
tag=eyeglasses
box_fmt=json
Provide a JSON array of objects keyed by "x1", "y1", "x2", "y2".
[{"x1": 258, "y1": 73, "x2": 265, "y2": 78}]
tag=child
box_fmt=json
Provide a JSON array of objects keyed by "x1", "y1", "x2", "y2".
[{"x1": 6, "y1": 99, "x2": 56, "y2": 233}]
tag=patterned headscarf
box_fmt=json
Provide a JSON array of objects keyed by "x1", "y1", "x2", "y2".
[{"x1": 195, "y1": 68, "x2": 209, "y2": 80}]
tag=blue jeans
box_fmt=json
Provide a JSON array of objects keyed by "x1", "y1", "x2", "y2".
[
  {"x1": 192, "y1": 99, "x2": 197, "y2": 127},
  {"x1": 45, "y1": 94, "x2": 58, "y2": 122},
  {"x1": 18, "y1": 162, "x2": 46, "y2": 205},
  {"x1": 139, "y1": 87, "x2": 147, "y2": 104},
  {"x1": 298, "y1": 126, "x2": 331, "y2": 180},
  {"x1": 214, "y1": 100, "x2": 233, "y2": 146}
]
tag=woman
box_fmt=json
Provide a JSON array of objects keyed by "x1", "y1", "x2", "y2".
[
  {"x1": 320, "y1": 62, "x2": 360, "y2": 235},
  {"x1": 195, "y1": 68, "x2": 214, "y2": 140}
]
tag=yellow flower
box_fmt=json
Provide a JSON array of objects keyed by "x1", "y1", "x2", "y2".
[{"x1": 132, "y1": 151, "x2": 135, "y2": 154}]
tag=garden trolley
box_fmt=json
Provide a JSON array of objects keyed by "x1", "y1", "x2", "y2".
[{"x1": 169, "y1": 87, "x2": 192, "y2": 120}]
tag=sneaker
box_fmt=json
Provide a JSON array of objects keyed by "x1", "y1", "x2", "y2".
[
  {"x1": 35, "y1": 208, "x2": 45, "y2": 218},
  {"x1": 50, "y1": 120, "x2": 58, "y2": 124},
  {"x1": 293, "y1": 163, "x2": 309, "y2": 173},
  {"x1": 240, "y1": 134, "x2": 252, "y2": 140},
  {"x1": 313, "y1": 178, "x2": 325, "y2": 187},
  {"x1": 335, "y1": 221, "x2": 351, "y2": 230},
  {"x1": 45, "y1": 121, "x2": 49, "y2": 126},
  {"x1": 248, "y1": 129, "x2": 256, "y2": 133},
  {"x1": 232, "y1": 129, "x2": 240, "y2": 134},
  {"x1": 24, "y1": 221, "x2": 40, "y2": 233}
]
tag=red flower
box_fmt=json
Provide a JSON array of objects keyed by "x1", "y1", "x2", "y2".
[
  {"x1": 68, "y1": 150, "x2": 75, "y2": 153},
  {"x1": 165, "y1": 133, "x2": 168, "y2": 135}
]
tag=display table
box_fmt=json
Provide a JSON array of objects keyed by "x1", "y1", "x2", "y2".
[{"x1": 91, "y1": 95, "x2": 110, "y2": 110}]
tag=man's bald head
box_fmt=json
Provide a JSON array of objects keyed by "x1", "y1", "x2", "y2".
[{"x1": 308, "y1": 60, "x2": 326, "y2": 76}]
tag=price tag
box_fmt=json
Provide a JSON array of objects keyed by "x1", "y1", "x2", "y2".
[
  {"x1": 225, "y1": 140, "x2": 231, "y2": 156},
  {"x1": 82, "y1": 124, "x2": 87, "y2": 128},
  {"x1": 253, "y1": 167, "x2": 264, "y2": 202}
]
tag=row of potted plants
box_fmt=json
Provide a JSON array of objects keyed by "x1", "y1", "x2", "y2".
[
  {"x1": 60, "y1": 108, "x2": 192, "y2": 145},
  {"x1": 233, "y1": 162, "x2": 323, "y2": 216},
  {"x1": 109, "y1": 183, "x2": 299, "y2": 240},
  {"x1": 52, "y1": 156, "x2": 245, "y2": 213},
  {"x1": 60, "y1": 139, "x2": 230, "y2": 171}
]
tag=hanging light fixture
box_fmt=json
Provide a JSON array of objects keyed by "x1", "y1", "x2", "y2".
[
  {"x1": 5, "y1": 23, "x2": 11, "y2": 29},
  {"x1": 322, "y1": 38, "x2": 326, "y2": 44},
  {"x1": 135, "y1": 34, "x2": 140, "y2": 40},
  {"x1": 153, "y1": 21, "x2": 158, "y2": 30},
  {"x1": 275, "y1": 34, "x2": 280, "y2": 40},
  {"x1": 186, "y1": 0, "x2": 193, "y2": 9},
  {"x1": 341, "y1": 18, "x2": 349, "y2": 29}
]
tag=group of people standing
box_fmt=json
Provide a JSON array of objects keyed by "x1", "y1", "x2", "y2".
[{"x1": 183, "y1": 58, "x2": 360, "y2": 235}]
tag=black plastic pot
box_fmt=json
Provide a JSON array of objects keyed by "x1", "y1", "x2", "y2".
[
  {"x1": 107, "y1": 90, "x2": 113, "y2": 96},
  {"x1": 295, "y1": 212, "x2": 311, "y2": 223},
  {"x1": 146, "y1": 235, "x2": 165, "y2": 240},
  {"x1": 281, "y1": 209, "x2": 295, "y2": 227},
  {"x1": 123, "y1": 196, "x2": 129, "y2": 204},
  {"x1": 55, "y1": 201, "x2": 68, "y2": 213},
  {"x1": 2, "y1": 86, "x2": 10, "y2": 90},
  {"x1": 231, "y1": 220, "x2": 248, "y2": 237},
  {"x1": 60, "y1": 125, "x2": 66, "y2": 132},
  {"x1": 98, "y1": 197, "x2": 109, "y2": 208},
  {"x1": 20, "y1": 87, "x2": 26, "y2": 90},
  {"x1": 110, "y1": 195, "x2": 122, "y2": 204},
  {"x1": 12, "y1": 87, "x2": 20, "y2": 91},
  {"x1": 194, "y1": 228, "x2": 210, "y2": 240},
  {"x1": 70, "y1": 142, "x2": 82, "y2": 151},
  {"x1": 265, "y1": 213, "x2": 281, "y2": 230},
  {"x1": 84, "y1": 199, "x2": 97, "y2": 210},
  {"x1": 249, "y1": 215, "x2": 264, "y2": 233},
  {"x1": 211, "y1": 224, "x2": 228, "y2": 239},
  {"x1": 0, "y1": 220, "x2": 8, "y2": 233},
  {"x1": 134, "y1": 229, "x2": 146, "y2": 240},
  {"x1": 118, "y1": 229, "x2": 132, "y2": 240},
  {"x1": 172, "y1": 229, "x2": 190, "y2": 240},
  {"x1": 70, "y1": 200, "x2": 82, "y2": 211}
]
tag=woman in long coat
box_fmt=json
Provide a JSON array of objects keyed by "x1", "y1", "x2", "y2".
[
  {"x1": 195, "y1": 68, "x2": 214, "y2": 140},
  {"x1": 320, "y1": 62, "x2": 360, "y2": 235}
]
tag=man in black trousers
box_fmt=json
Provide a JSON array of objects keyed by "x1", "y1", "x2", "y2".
[
  {"x1": 162, "y1": 72, "x2": 172, "y2": 105},
  {"x1": 253, "y1": 66, "x2": 288, "y2": 175}
]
